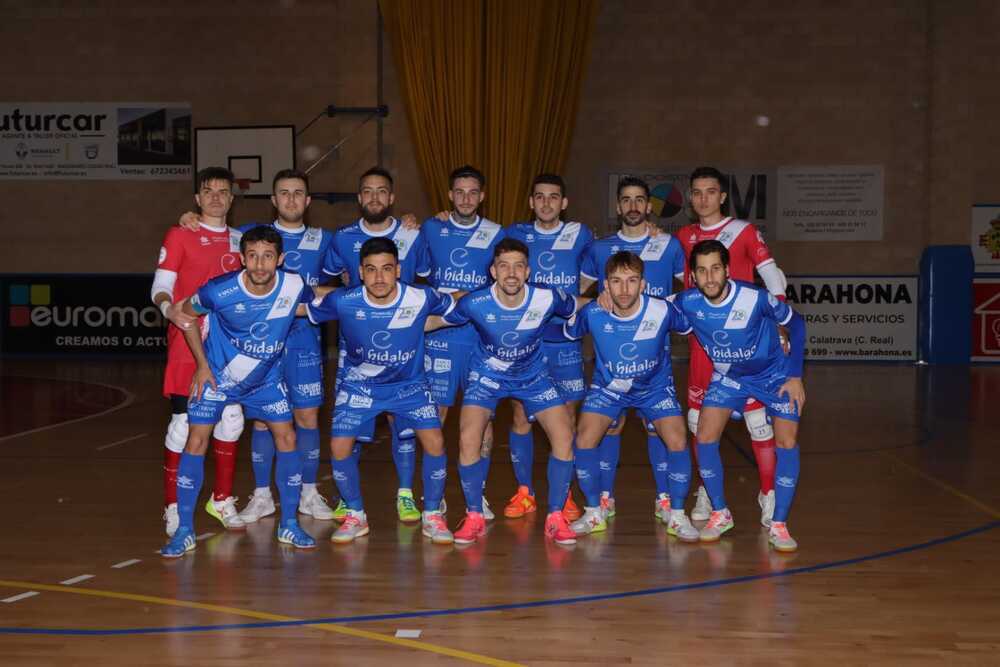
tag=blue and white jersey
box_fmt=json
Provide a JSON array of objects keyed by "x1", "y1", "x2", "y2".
[
  {"x1": 581, "y1": 230, "x2": 685, "y2": 298},
  {"x1": 444, "y1": 284, "x2": 577, "y2": 380},
  {"x1": 508, "y1": 220, "x2": 593, "y2": 341},
  {"x1": 322, "y1": 217, "x2": 431, "y2": 288},
  {"x1": 423, "y1": 214, "x2": 506, "y2": 345},
  {"x1": 306, "y1": 282, "x2": 454, "y2": 386},
  {"x1": 565, "y1": 295, "x2": 690, "y2": 393},
  {"x1": 240, "y1": 221, "x2": 334, "y2": 351},
  {"x1": 675, "y1": 280, "x2": 794, "y2": 380},
  {"x1": 191, "y1": 270, "x2": 310, "y2": 394}
]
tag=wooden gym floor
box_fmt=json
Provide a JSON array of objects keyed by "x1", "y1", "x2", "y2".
[{"x1": 0, "y1": 358, "x2": 998, "y2": 666}]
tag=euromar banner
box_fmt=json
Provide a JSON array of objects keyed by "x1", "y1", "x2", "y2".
[{"x1": 0, "y1": 103, "x2": 191, "y2": 180}]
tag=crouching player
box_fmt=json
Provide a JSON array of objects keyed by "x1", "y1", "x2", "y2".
[
  {"x1": 565, "y1": 252, "x2": 699, "y2": 542},
  {"x1": 675, "y1": 240, "x2": 805, "y2": 551},
  {"x1": 160, "y1": 226, "x2": 315, "y2": 557},
  {"x1": 306, "y1": 237, "x2": 456, "y2": 544}
]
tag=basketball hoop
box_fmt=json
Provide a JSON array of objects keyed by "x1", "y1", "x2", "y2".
[{"x1": 234, "y1": 178, "x2": 252, "y2": 196}]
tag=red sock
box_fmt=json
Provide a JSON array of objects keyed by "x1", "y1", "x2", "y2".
[
  {"x1": 751, "y1": 438, "x2": 776, "y2": 493},
  {"x1": 164, "y1": 449, "x2": 181, "y2": 506},
  {"x1": 212, "y1": 438, "x2": 238, "y2": 501}
]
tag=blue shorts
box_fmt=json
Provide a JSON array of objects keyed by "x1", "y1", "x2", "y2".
[
  {"x1": 335, "y1": 347, "x2": 376, "y2": 443},
  {"x1": 188, "y1": 378, "x2": 292, "y2": 425},
  {"x1": 703, "y1": 371, "x2": 800, "y2": 422},
  {"x1": 424, "y1": 336, "x2": 473, "y2": 408},
  {"x1": 462, "y1": 363, "x2": 565, "y2": 419},
  {"x1": 584, "y1": 381, "x2": 683, "y2": 426},
  {"x1": 283, "y1": 346, "x2": 324, "y2": 410},
  {"x1": 542, "y1": 340, "x2": 586, "y2": 403},
  {"x1": 331, "y1": 379, "x2": 440, "y2": 438}
]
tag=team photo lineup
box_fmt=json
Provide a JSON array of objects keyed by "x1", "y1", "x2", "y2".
[{"x1": 152, "y1": 163, "x2": 805, "y2": 557}]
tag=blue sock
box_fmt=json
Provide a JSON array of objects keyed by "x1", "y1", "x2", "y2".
[
  {"x1": 598, "y1": 434, "x2": 621, "y2": 496},
  {"x1": 574, "y1": 447, "x2": 602, "y2": 507},
  {"x1": 647, "y1": 434, "x2": 669, "y2": 495},
  {"x1": 479, "y1": 453, "x2": 492, "y2": 489},
  {"x1": 332, "y1": 454, "x2": 364, "y2": 511},
  {"x1": 422, "y1": 453, "x2": 447, "y2": 511},
  {"x1": 666, "y1": 449, "x2": 692, "y2": 509},
  {"x1": 250, "y1": 428, "x2": 275, "y2": 489},
  {"x1": 275, "y1": 450, "x2": 304, "y2": 524},
  {"x1": 547, "y1": 456, "x2": 574, "y2": 513},
  {"x1": 176, "y1": 453, "x2": 205, "y2": 531},
  {"x1": 773, "y1": 446, "x2": 800, "y2": 523},
  {"x1": 296, "y1": 426, "x2": 320, "y2": 485},
  {"x1": 391, "y1": 428, "x2": 416, "y2": 490},
  {"x1": 696, "y1": 442, "x2": 727, "y2": 510},
  {"x1": 509, "y1": 430, "x2": 534, "y2": 494},
  {"x1": 459, "y1": 460, "x2": 484, "y2": 513}
]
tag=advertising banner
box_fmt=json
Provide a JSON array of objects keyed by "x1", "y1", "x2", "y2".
[
  {"x1": 972, "y1": 276, "x2": 1000, "y2": 362},
  {"x1": 0, "y1": 103, "x2": 191, "y2": 180},
  {"x1": 776, "y1": 166, "x2": 884, "y2": 241},
  {"x1": 971, "y1": 205, "x2": 1000, "y2": 269},
  {"x1": 785, "y1": 275, "x2": 917, "y2": 361},
  {"x1": 1, "y1": 274, "x2": 166, "y2": 355}
]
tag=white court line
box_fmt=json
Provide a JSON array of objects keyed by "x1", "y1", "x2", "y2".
[
  {"x1": 96, "y1": 433, "x2": 147, "y2": 451},
  {"x1": 110, "y1": 559, "x2": 141, "y2": 569},
  {"x1": 195, "y1": 532, "x2": 216, "y2": 541},
  {"x1": 0, "y1": 378, "x2": 136, "y2": 443},
  {"x1": 395, "y1": 629, "x2": 422, "y2": 639},
  {"x1": 2, "y1": 591, "x2": 39, "y2": 604},
  {"x1": 59, "y1": 574, "x2": 95, "y2": 586}
]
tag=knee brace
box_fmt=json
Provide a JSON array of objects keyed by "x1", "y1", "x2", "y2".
[
  {"x1": 212, "y1": 404, "x2": 245, "y2": 441},
  {"x1": 687, "y1": 408, "x2": 700, "y2": 436},
  {"x1": 744, "y1": 407, "x2": 773, "y2": 441},
  {"x1": 165, "y1": 413, "x2": 189, "y2": 454}
]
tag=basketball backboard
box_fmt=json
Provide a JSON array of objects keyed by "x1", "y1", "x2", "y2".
[{"x1": 194, "y1": 125, "x2": 295, "y2": 198}]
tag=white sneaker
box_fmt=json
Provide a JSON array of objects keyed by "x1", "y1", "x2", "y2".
[
  {"x1": 481, "y1": 496, "x2": 495, "y2": 521},
  {"x1": 691, "y1": 485, "x2": 712, "y2": 521},
  {"x1": 206, "y1": 496, "x2": 247, "y2": 530},
  {"x1": 331, "y1": 510, "x2": 370, "y2": 543},
  {"x1": 570, "y1": 506, "x2": 607, "y2": 536},
  {"x1": 237, "y1": 489, "x2": 275, "y2": 524},
  {"x1": 666, "y1": 510, "x2": 699, "y2": 543},
  {"x1": 758, "y1": 490, "x2": 775, "y2": 528},
  {"x1": 421, "y1": 511, "x2": 454, "y2": 544},
  {"x1": 768, "y1": 521, "x2": 798, "y2": 552},
  {"x1": 164, "y1": 503, "x2": 179, "y2": 537},
  {"x1": 654, "y1": 493, "x2": 671, "y2": 524},
  {"x1": 299, "y1": 489, "x2": 336, "y2": 520},
  {"x1": 698, "y1": 508, "x2": 735, "y2": 542}
]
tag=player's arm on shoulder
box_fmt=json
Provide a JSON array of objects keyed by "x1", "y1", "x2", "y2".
[
  {"x1": 178, "y1": 210, "x2": 202, "y2": 231},
  {"x1": 668, "y1": 299, "x2": 694, "y2": 335},
  {"x1": 595, "y1": 289, "x2": 613, "y2": 312},
  {"x1": 578, "y1": 275, "x2": 597, "y2": 296},
  {"x1": 304, "y1": 290, "x2": 340, "y2": 325}
]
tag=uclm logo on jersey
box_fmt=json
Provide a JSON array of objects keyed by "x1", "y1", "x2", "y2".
[{"x1": 7, "y1": 283, "x2": 164, "y2": 328}]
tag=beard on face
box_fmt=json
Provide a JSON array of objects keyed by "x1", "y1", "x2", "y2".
[{"x1": 360, "y1": 202, "x2": 392, "y2": 225}]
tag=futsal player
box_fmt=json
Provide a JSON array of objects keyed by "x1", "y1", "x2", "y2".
[
  {"x1": 160, "y1": 225, "x2": 316, "y2": 557},
  {"x1": 674, "y1": 240, "x2": 805, "y2": 551},
  {"x1": 306, "y1": 237, "x2": 455, "y2": 544},
  {"x1": 152, "y1": 167, "x2": 246, "y2": 536}
]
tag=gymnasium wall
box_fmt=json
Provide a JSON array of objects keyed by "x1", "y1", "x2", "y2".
[{"x1": 1, "y1": 0, "x2": 998, "y2": 275}]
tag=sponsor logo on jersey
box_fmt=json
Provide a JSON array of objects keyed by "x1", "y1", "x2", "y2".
[
  {"x1": 234, "y1": 303, "x2": 246, "y2": 313},
  {"x1": 261, "y1": 398, "x2": 290, "y2": 415},
  {"x1": 158, "y1": 247, "x2": 167, "y2": 265},
  {"x1": 486, "y1": 313, "x2": 496, "y2": 322},
  {"x1": 478, "y1": 375, "x2": 500, "y2": 390},
  {"x1": 434, "y1": 358, "x2": 451, "y2": 373},
  {"x1": 603, "y1": 323, "x2": 614, "y2": 333},
  {"x1": 353, "y1": 241, "x2": 362, "y2": 252},
  {"x1": 200, "y1": 236, "x2": 210, "y2": 246},
  {"x1": 355, "y1": 309, "x2": 366, "y2": 319},
  {"x1": 348, "y1": 394, "x2": 373, "y2": 409},
  {"x1": 295, "y1": 382, "x2": 323, "y2": 398},
  {"x1": 409, "y1": 404, "x2": 438, "y2": 421}
]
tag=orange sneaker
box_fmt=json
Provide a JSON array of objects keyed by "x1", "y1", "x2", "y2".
[
  {"x1": 453, "y1": 511, "x2": 487, "y2": 545},
  {"x1": 563, "y1": 494, "x2": 582, "y2": 521},
  {"x1": 504, "y1": 485, "x2": 538, "y2": 518},
  {"x1": 544, "y1": 511, "x2": 577, "y2": 545}
]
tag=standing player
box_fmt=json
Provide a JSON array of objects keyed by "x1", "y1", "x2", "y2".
[
  {"x1": 503, "y1": 173, "x2": 591, "y2": 520},
  {"x1": 152, "y1": 167, "x2": 246, "y2": 536},
  {"x1": 160, "y1": 225, "x2": 315, "y2": 557},
  {"x1": 580, "y1": 176, "x2": 686, "y2": 520},
  {"x1": 421, "y1": 166, "x2": 505, "y2": 519},
  {"x1": 565, "y1": 252, "x2": 699, "y2": 542},
  {"x1": 677, "y1": 166, "x2": 788, "y2": 526},
  {"x1": 674, "y1": 240, "x2": 805, "y2": 551},
  {"x1": 322, "y1": 166, "x2": 432, "y2": 523},
  {"x1": 307, "y1": 238, "x2": 455, "y2": 544},
  {"x1": 436, "y1": 238, "x2": 587, "y2": 546}
]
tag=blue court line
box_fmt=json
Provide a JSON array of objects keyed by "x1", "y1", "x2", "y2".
[{"x1": 1, "y1": 520, "x2": 996, "y2": 637}]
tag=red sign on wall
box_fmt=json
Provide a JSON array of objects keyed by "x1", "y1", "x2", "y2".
[{"x1": 972, "y1": 277, "x2": 1000, "y2": 361}]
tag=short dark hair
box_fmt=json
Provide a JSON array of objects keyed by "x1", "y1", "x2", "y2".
[
  {"x1": 688, "y1": 166, "x2": 726, "y2": 191},
  {"x1": 449, "y1": 165, "x2": 485, "y2": 189},
  {"x1": 616, "y1": 175, "x2": 649, "y2": 199},
  {"x1": 360, "y1": 237, "x2": 398, "y2": 263},
  {"x1": 689, "y1": 239, "x2": 730, "y2": 271},
  {"x1": 359, "y1": 166, "x2": 394, "y2": 190},
  {"x1": 272, "y1": 168, "x2": 309, "y2": 193},
  {"x1": 492, "y1": 237, "x2": 529, "y2": 262},
  {"x1": 195, "y1": 166, "x2": 234, "y2": 193},
  {"x1": 605, "y1": 251, "x2": 644, "y2": 278},
  {"x1": 532, "y1": 173, "x2": 566, "y2": 197},
  {"x1": 240, "y1": 224, "x2": 283, "y2": 255}
]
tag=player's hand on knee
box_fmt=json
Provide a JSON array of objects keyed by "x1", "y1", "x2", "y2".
[
  {"x1": 178, "y1": 211, "x2": 202, "y2": 231},
  {"x1": 596, "y1": 290, "x2": 614, "y2": 312},
  {"x1": 166, "y1": 301, "x2": 197, "y2": 330},
  {"x1": 400, "y1": 213, "x2": 421, "y2": 229},
  {"x1": 779, "y1": 378, "x2": 805, "y2": 415},
  {"x1": 190, "y1": 367, "x2": 217, "y2": 401}
]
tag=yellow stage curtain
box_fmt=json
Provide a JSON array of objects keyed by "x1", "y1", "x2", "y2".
[{"x1": 380, "y1": 0, "x2": 598, "y2": 224}]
